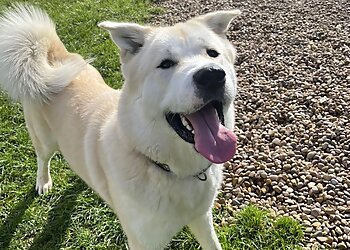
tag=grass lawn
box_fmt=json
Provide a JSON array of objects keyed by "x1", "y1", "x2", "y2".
[{"x1": 0, "y1": 0, "x2": 304, "y2": 249}]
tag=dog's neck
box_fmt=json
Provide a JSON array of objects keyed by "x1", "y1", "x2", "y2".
[{"x1": 150, "y1": 159, "x2": 212, "y2": 181}]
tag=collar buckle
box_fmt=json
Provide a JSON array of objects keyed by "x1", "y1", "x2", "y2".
[
  {"x1": 195, "y1": 172, "x2": 207, "y2": 181},
  {"x1": 155, "y1": 162, "x2": 171, "y2": 173}
]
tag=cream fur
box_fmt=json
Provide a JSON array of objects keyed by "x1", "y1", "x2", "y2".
[{"x1": 0, "y1": 4, "x2": 240, "y2": 250}]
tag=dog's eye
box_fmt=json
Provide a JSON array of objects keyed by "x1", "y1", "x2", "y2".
[
  {"x1": 207, "y1": 49, "x2": 219, "y2": 58},
  {"x1": 157, "y1": 59, "x2": 176, "y2": 69}
]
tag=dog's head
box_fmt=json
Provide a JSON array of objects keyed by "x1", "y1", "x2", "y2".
[{"x1": 99, "y1": 11, "x2": 240, "y2": 175}]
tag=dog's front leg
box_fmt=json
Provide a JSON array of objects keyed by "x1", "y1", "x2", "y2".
[
  {"x1": 188, "y1": 211, "x2": 223, "y2": 250},
  {"x1": 126, "y1": 236, "x2": 164, "y2": 250}
]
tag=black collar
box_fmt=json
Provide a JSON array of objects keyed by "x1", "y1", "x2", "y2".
[{"x1": 153, "y1": 161, "x2": 212, "y2": 181}]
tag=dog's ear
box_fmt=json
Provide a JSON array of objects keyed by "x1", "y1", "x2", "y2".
[
  {"x1": 194, "y1": 10, "x2": 241, "y2": 34},
  {"x1": 98, "y1": 22, "x2": 149, "y2": 56}
]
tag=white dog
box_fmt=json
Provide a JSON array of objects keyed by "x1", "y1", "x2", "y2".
[{"x1": 0, "y1": 4, "x2": 240, "y2": 250}]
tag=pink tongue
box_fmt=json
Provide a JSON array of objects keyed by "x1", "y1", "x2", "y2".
[{"x1": 185, "y1": 105, "x2": 237, "y2": 164}]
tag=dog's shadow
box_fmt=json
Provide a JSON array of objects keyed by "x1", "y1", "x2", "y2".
[
  {"x1": 0, "y1": 187, "x2": 36, "y2": 249},
  {"x1": 0, "y1": 178, "x2": 87, "y2": 250},
  {"x1": 28, "y1": 178, "x2": 87, "y2": 250}
]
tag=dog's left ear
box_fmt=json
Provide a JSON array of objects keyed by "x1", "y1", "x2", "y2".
[
  {"x1": 194, "y1": 10, "x2": 241, "y2": 34},
  {"x1": 98, "y1": 21, "x2": 150, "y2": 57}
]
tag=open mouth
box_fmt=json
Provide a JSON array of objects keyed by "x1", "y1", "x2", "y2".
[
  {"x1": 166, "y1": 101, "x2": 237, "y2": 164},
  {"x1": 166, "y1": 101, "x2": 224, "y2": 144}
]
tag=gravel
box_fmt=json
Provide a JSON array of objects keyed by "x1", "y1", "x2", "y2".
[{"x1": 150, "y1": 0, "x2": 350, "y2": 249}]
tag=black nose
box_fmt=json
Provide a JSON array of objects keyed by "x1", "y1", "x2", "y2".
[{"x1": 193, "y1": 67, "x2": 226, "y2": 92}]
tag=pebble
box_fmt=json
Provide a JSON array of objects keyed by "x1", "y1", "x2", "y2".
[
  {"x1": 337, "y1": 242, "x2": 347, "y2": 249},
  {"x1": 309, "y1": 186, "x2": 319, "y2": 195},
  {"x1": 335, "y1": 227, "x2": 343, "y2": 235},
  {"x1": 272, "y1": 138, "x2": 281, "y2": 146},
  {"x1": 324, "y1": 207, "x2": 335, "y2": 215},
  {"x1": 343, "y1": 226, "x2": 350, "y2": 234},
  {"x1": 306, "y1": 151, "x2": 317, "y2": 161},
  {"x1": 311, "y1": 208, "x2": 321, "y2": 218},
  {"x1": 316, "y1": 183, "x2": 324, "y2": 191},
  {"x1": 305, "y1": 227, "x2": 314, "y2": 233},
  {"x1": 231, "y1": 199, "x2": 241, "y2": 206},
  {"x1": 290, "y1": 204, "x2": 298, "y2": 211},
  {"x1": 269, "y1": 175, "x2": 279, "y2": 181},
  {"x1": 323, "y1": 174, "x2": 332, "y2": 181},
  {"x1": 330, "y1": 179, "x2": 339, "y2": 185},
  {"x1": 316, "y1": 236, "x2": 332, "y2": 244},
  {"x1": 312, "y1": 222, "x2": 322, "y2": 228},
  {"x1": 260, "y1": 171, "x2": 267, "y2": 179},
  {"x1": 273, "y1": 186, "x2": 282, "y2": 193}
]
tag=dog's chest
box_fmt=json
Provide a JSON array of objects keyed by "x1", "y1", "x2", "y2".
[{"x1": 120, "y1": 167, "x2": 221, "y2": 218}]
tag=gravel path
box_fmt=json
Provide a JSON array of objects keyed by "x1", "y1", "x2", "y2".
[{"x1": 151, "y1": 0, "x2": 350, "y2": 249}]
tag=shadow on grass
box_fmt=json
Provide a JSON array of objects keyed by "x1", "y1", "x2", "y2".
[
  {"x1": 28, "y1": 178, "x2": 87, "y2": 250},
  {"x1": 0, "y1": 187, "x2": 37, "y2": 249}
]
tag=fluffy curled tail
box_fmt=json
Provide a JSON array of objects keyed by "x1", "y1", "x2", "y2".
[{"x1": 0, "y1": 4, "x2": 87, "y2": 103}]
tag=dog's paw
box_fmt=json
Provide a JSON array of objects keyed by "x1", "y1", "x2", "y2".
[{"x1": 35, "y1": 175, "x2": 52, "y2": 195}]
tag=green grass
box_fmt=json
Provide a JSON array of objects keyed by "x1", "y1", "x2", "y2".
[
  {"x1": 0, "y1": 1, "x2": 304, "y2": 249},
  {"x1": 217, "y1": 205, "x2": 304, "y2": 250}
]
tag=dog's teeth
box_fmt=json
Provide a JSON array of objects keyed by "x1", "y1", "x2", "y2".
[
  {"x1": 181, "y1": 115, "x2": 194, "y2": 132},
  {"x1": 215, "y1": 109, "x2": 219, "y2": 118},
  {"x1": 181, "y1": 116, "x2": 188, "y2": 126}
]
